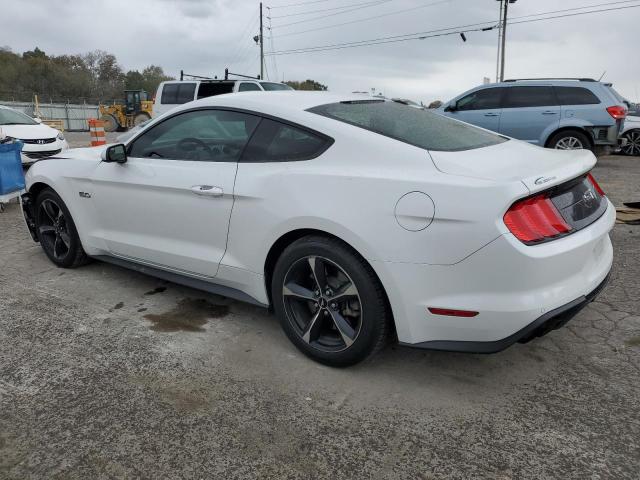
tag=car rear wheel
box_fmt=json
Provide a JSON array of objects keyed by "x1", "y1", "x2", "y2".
[
  {"x1": 548, "y1": 130, "x2": 592, "y2": 151},
  {"x1": 35, "y1": 188, "x2": 90, "y2": 268},
  {"x1": 621, "y1": 130, "x2": 640, "y2": 156},
  {"x1": 272, "y1": 236, "x2": 391, "y2": 367}
]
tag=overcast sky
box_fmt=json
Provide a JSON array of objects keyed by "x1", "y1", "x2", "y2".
[{"x1": 4, "y1": 0, "x2": 640, "y2": 103}]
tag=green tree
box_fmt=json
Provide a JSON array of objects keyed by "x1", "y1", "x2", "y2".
[{"x1": 285, "y1": 79, "x2": 328, "y2": 91}]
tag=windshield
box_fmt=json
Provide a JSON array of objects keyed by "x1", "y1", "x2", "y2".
[
  {"x1": 308, "y1": 100, "x2": 507, "y2": 152},
  {"x1": 260, "y1": 82, "x2": 293, "y2": 91},
  {"x1": 0, "y1": 108, "x2": 38, "y2": 126}
]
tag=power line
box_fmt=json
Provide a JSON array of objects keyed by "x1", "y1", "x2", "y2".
[
  {"x1": 271, "y1": 0, "x2": 452, "y2": 39},
  {"x1": 265, "y1": 2, "x2": 640, "y2": 56},
  {"x1": 270, "y1": 0, "x2": 391, "y2": 29},
  {"x1": 268, "y1": 0, "x2": 328, "y2": 9},
  {"x1": 269, "y1": 0, "x2": 389, "y2": 19}
]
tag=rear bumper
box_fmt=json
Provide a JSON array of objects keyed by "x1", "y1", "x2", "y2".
[
  {"x1": 374, "y1": 199, "x2": 615, "y2": 347},
  {"x1": 401, "y1": 272, "x2": 610, "y2": 353}
]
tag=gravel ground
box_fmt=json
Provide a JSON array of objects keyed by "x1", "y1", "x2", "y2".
[{"x1": 0, "y1": 153, "x2": 638, "y2": 479}]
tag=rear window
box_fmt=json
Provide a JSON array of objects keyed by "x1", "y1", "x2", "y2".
[
  {"x1": 555, "y1": 87, "x2": 600, "y2": 105},
  {"x1": 308, "y1": 100, "x2": 507, "y2": 152},
  {"x1": 260, "y1": 82, "x2": 293, "y2": 91},
  {"x1": 503, "y1": 86, "x2": 557, "y2": 108},
  {"x1": 239, "y1": 82, "x2": 262, "y2": 92},
  {"x1": 161, "y1": 83, "x2": 196, "y2": 105},
  {"x1": 605, "y1": 85, "x2": 625, "y2": 103}
]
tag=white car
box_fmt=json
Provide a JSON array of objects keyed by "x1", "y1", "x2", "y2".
[
  {"x1": 20, "y1": 92, "x2": 614, "y2": 366},
  {"x1": 620, "y1": 115, "x2": 640, "y2": 156},
  {"x1": 0, "y1": 105, "x2": 69, "y2": 164}
]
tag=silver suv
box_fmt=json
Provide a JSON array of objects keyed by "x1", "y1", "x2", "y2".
[{"x1": 440, "y1": 78, "x2": 627, "y2": 152}]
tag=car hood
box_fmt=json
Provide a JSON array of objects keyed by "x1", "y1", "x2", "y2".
[
  {"x1": 0, "y1": 123, "x2": 60, "y2": 139},
  {"x1": 428, "y1": 139, "x2": 596, "y2": 194},
  {"x1": 50, "y1": 145, "x2": 107, "y2": 161}
]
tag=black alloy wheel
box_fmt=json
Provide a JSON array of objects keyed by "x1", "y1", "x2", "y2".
[
  {"x1": 35, "y1": 188, "x2": 89, "y2": 268},
  {"x1": 272, "y1": 236, "x2": 390, "y2": 367}
]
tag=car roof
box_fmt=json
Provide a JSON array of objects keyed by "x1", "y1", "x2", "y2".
[{"x1": 167, "y1": 91, "x2": 376, "y2": 122}]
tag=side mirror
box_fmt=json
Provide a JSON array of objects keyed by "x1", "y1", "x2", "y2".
[
  {"x1": 34, "y1": 117, "x2": 42, "y2": 123},
  {"x1": 102, "y1": 144, "x2": 128, "y2": 164},
  {"x1": 444, "y1": 102, "x2": 457, "y2": 112}
]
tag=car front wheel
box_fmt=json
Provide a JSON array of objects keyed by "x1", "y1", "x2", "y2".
[
  {"x1": 35, "y1": 188, "x2": 89, "y2": 268},
  {"x1": 272, "y1": 236, "x2": 391, "y2": 367}
]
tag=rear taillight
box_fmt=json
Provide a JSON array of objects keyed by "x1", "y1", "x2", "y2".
[
  {"x1": 606, "y1": 105, "x2": 627, "y2": 120},
  {"x1": 504, "y1": 194, "x2": 572, "y2": 244},
  {"x1": 587, "y1": 173, "x2": 605, "y2": 196}
]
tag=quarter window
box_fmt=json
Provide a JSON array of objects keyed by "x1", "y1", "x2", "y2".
[
  {"x1": 503, "y1": 86, "x2": 557, "y2": 108},
  {"x1": 456, "y1": 88, "x2": 503, "y2": 111},
  {"x1": 242, "y1": 118, "x2": 331, "y2": 162},
  {"x1": 160, "y1": 83, "x2": 197, "y2": 105},
  {"x1": 129, "y1": 109, "x2": 260, "y2": 162},
  {"x1": 555, "y1": 86, "x2": 601, "y2": 105}
]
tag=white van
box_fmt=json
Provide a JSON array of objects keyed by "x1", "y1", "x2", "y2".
[{"x1": 153, "y1": 79, "x2": 293, "y2": 117}]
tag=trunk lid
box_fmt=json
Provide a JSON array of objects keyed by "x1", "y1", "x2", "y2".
[{"x1": 428, "y1": 139, "x2": 596, "y2": 194}]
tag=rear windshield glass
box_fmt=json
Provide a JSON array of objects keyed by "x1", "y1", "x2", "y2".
[
  {"x1": 308, "y1": 100, "x2": 507, "y2": 152},
  {"x1": 605, "y1": 85, "x2": 625, "y2": 103}
]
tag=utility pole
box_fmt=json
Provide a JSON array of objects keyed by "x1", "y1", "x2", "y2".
[
  {"x1": 259, "y1": 2, "x2": 264, "y2": 80},
  {"x1": 496, "y1": 0, "x2": 517, "y2": 83},
  {"x1": 495, "y1": 0, "x2": 503, "y2": 82}
]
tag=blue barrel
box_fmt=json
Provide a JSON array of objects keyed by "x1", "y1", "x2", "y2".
[{"x1": 0, "y1": 141, "x2": 25, "y2": 195}]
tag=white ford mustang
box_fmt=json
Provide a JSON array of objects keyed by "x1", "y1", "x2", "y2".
[{"x1": 20, "y1": 92, "x2": 614, "y2": 366}]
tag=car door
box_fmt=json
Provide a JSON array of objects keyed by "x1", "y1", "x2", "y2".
[
  {"x1": 499, "y1": 86, "x2": 560, "y2": 144},
  {"x1": 89, "y1": 108, "x2": 260, "y2": 278},
  {"x1": 445, "y1": 87, "x2": 504, "y2": 133}
]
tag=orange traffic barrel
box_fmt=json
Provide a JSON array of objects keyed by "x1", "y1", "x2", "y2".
[{"x1": 88, "y1": 119, "x2": 106, "y2": 147}]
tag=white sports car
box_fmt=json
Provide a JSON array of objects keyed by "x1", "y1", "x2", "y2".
[{"x1": 20, "y1": 92, "x2": 614, "y2": 366}]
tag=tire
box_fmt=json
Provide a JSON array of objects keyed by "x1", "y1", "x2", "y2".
[
  {"x1": 547, "y1": 130, "x2": 592, "y2": 151},
  {"x1": 134, "y1": 113, "x2": 151, "y2": 126},
  {"x1": 620, "y1": 129, "x2": 640, "y2": 156},
  {"x1": 272, "y1": 236, "x2": 391, "y2": 367},
  {"x1": 35, "y1": 188, "x2": 90, "y2": 268},
  {"x1": 101, "y1": 114, "x2": 119, "y2": 133}
]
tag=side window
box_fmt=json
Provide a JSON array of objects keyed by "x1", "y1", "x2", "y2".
[
  {"x1": 128, "y1": 109, "x2": 260, "y2": 162},
  {"x1": 242, "y1": 118, "x2": 332, "y2": 162},
  {"x1": 238, "y1": 82, "x2": 262, "y2": 92},
  {"x1": 160, "y1": 83, "x2": 196, "y2": 105},
  {"x1": 555, "y1": 87, "x2": 601, "y2": 105},
  {"x1": 503, "y1": 86, "x2": 557, "y2": 108},
  {"x1": 456, "y1": 88, "x2": 503, "y2": 111}
]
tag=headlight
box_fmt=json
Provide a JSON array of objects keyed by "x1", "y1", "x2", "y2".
[{"x1": 57, "y1": 132, "x2": 65, "y2": 141}]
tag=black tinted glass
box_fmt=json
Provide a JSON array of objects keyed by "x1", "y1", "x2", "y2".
[
  {"x1": 555, "y1": 87, "x2": 601, "y2": 105},
  {"x1": 161, "y1": 83, "x2": 196, "y2": 104},
  {"x1": 309, "y1": 100, "x2": 507, "y2": 152},
  {"x1": 456, "y1": 88, "x2": 503, "y2": 111},
  {"x1": 504, "y1": 86, "x2": 557, "y2": 108},
  {"x1": 242, "y1": 118, "x2": 331, "y2": 162}
]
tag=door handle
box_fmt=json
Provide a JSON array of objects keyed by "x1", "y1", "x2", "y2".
[
  {"x1": 191, "y1": 185, "x2": 223, "y2": 197},
  {"x1": 542, "y1": 111, "x2": 558, "y2": 115},
  {"x1": 484, "y1": 113, "x2": 500, "y2": 117}
]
